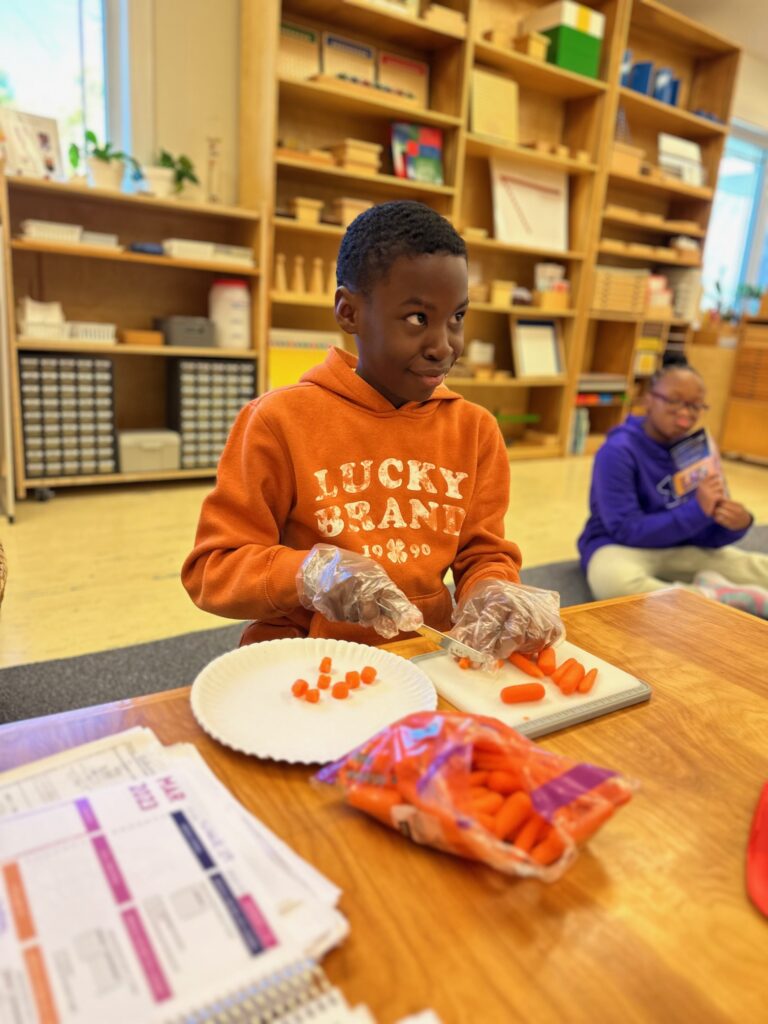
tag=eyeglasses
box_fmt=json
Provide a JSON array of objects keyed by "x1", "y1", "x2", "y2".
[{"x1": 649, "y1": 392, "x2": 709, "y2": 414}]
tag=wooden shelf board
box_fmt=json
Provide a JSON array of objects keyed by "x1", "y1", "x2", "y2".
[
  {"x1": 575, "y1": 399, "x2": 626, "y2": 408},
  {"x1": 463, "y1": 236, "x2": 584, "y2": 260},
  {"x1": 10, "y1": 239, "x2": 260, "y2": 275},
  {"x1": 6, "y1": 175, "x2": 260, "y2": 220},
  {"x1": 21, "y1": 468, "x2": 217, "y2": 489},
  {"x1": 464, "y1": 133, "x2": 596, "y2": 174},
  {"x1": 506, "y1": 444, "x2": 563, "y2": 461},
  {"x1": 275, "y1": 156, "x2": 455, "y2": 196},
  {"x1": 608, "y1": 170, "x2": 713, "y2": 201},
  {"x1": 285, "y1": 0, "x2": 465, "y2": 48},
  {"x1": 602, "y1": 209, "x2": 706, "y2": 238},
  {"x1": 273, "y1": 216, "x2": 345, "y2": 237},
  {"x1": 472, "y1": 41, "x2": 607, "y2": 99},
  {"x1": 598, "y1": 244, "x2": 702, "y2": 268},
  {"x1": 270, "y1": 292, "x2": 334, "y2": 307},
  {"x1": 16, "y1": 339, "x2": 258, "y2": 359},
  {"x1": 589, "y1": 311, "x2": 691, "y2": 324},
  {"x1": 449, "y1": 376, "x2": 567, "y2": 388},
  {"x1": 278, "y1": 76, "x2": 461, "y2": 127},
  {"x1": 618, "y1": 87, "x2": 727, "y2": 138},
  {"x1": 632, "y1": 0, "x2": 739, "y2": 56},
  {"x1": 468, "y1": 304, "x2": 577, "y2": 317}
]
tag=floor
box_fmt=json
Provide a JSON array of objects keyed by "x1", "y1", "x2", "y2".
[{"x1": 1, "y1": 455, "x2": 767, "y2": 669}]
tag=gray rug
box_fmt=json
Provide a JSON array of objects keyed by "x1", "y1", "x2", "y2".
[{"x1": 2, "y1": 524, "x2": 766, "y2": 725}]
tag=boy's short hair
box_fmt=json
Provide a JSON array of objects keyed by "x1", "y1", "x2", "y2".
[{"x1": 336, "y1": 200, "x2": 466, "y2": 294}]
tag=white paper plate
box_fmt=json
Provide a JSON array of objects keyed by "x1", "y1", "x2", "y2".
[{"x1": 190, "y1": 637, "x2": 437, "y2": 764}]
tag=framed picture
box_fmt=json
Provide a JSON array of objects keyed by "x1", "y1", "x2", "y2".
[
  {"x1": 0, "y1": 109, "x2": 64, "y2": 180},
  {"x1": 511, "y1": 319, "x2": 565, "y2": 379},
  {"x1": 490, "y1": 156, "x2": 568, "y2": 252}
]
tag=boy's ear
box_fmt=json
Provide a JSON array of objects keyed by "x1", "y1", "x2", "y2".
[{"x1": 334, "y1": 286, "x2": 361, "y2": 336}]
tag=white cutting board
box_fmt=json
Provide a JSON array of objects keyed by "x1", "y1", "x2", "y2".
[{"x1": 413, "y1": 639, "x2": 651, "y2": 739}]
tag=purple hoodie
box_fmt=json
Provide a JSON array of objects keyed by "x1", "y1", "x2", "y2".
[{"x1": 578, "y1": 415, "x2": 750, "y2": 569}]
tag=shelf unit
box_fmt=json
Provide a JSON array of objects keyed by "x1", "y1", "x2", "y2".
[
  {"x1": 720, "y1": 317, "x2": 768, "y2": 461},
  {"x1": 0, "y1": 174, "x2": 265, "y2": 498},
  {"x1": 236, "y1": 0, "x2": 739, "y2": 462}
]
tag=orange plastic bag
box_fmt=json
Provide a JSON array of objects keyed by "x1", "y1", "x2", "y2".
[{"x1": 315, "y1": 711, "x2": 636, "y2": 881}]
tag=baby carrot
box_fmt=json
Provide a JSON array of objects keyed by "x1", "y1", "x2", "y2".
[
  {"x1": 346, "y1": 785, "x2": 401, "y2": 826},
  {"x1": 360, "y1": 666, "x2": 377, "y2": 684},
  {"x1": 578, "y1": 667, "x2": 598, "y2": 694},
  {"x1": 551, "y1": 657, "x2": 576, "y2": 686},
  {"x1": 317, "y1": 674, "x2": 331, "y2": 690},
  {"x1": 500, "y1": 683, "x2": 546, "y2": 704},
  {"x1": 331, "y1": 682, "x2": 349, "y2": 700},
  {"x1": 508, "y1": 653, "x2": 545, "y2": 678},
  {"x1": 305, "y1": 688, "x2": 320, "y2": 704},
  {"x1": 493, "y1": 791, "x2": 533, "y2": 840},
  {"x1": 512, "y1": 814, "x2": 547, "y2": 853},
  {"x1": 291, "y1": 678, "x2": 309, "y2": 697},
  {"x1": 559, "y1": 661, "x2": 585, "y2": 696},
  {"x1": 530, "y1": 827, "x2": 567, "y2": 866},
  {"x1": 319, "y1": 656, "x2": 332, "y2": 674},
  {"x1": 470, "y1": 790, "x2": 505, "y2": 815},
  {"x1": 345, "y1": 670, "x2": 361, "y2": 688},
  {"x1": 457, "y1": 657, "x2": 471, "y2": 670},
  {"x1": 537, "y1": 646, "x2": 557, "y2": 676},
  {"x1": 487, "y1": 770, "x2": 521, "y2": 794},
  {"x1": 474, "y1": 813, "x2": 497, "y2": 833},
  {"x1": 468, "y1": 770, "x2": 489, "y2": 786}
]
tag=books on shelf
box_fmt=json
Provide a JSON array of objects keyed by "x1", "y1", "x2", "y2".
[
  {"x1": 0, "y1": 728, "x2": 372, "y2": 1023},
  {"x1": 578, "y1": 372, "x2": 627, "y2": 392}
]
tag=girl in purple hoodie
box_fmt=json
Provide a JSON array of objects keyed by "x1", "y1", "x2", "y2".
[{"x1": 578, "y1": 364, "x2": 768, "y2": 617}]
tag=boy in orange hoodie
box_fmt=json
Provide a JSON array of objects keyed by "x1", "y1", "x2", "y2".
[{"x1": 182, "y1": 201, "x2": 562, "y2": 659}]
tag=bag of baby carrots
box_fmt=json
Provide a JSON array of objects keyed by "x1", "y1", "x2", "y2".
[{"x1": 314, "y1": 711, "x2": 636, "y2": 881}]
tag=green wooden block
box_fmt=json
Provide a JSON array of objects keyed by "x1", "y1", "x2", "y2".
[{"x1": 543, "y1": 25, "x2": 602, "y2": 78}]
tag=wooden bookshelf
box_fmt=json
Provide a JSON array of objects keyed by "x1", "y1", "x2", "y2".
[{"x1": 0, "y1": 172, "x2": 265, "y2": 499}]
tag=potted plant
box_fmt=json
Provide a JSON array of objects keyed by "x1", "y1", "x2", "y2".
[
  {"x1": 155, "y1": 149, "x2": 201, "y2": 200},
  {"x1": 69, "y1": 130, "x2": 136, "y2": 191}
]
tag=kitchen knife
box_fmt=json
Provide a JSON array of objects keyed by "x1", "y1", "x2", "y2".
[{"x1": 417, "y1": 624, "x2": 489, "y2": 665}]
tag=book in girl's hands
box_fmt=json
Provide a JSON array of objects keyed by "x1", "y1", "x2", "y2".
[{"x1": 669, "y1": 427, "x2": 727, "y2": 497}]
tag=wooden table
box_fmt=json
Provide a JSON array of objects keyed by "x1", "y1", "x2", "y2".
[{"x1": 2, "y1": 590, "x2": 767, "y2": 1023}]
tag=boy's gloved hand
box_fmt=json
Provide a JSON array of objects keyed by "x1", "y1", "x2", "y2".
[
  {"x1": 297, "y1": 544, "x2": 423, "y2": 639},
  {"x1": 450, "y1": 579, "x2": 564, "y2": 660}
]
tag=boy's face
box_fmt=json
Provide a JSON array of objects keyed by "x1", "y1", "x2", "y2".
[
  {"x1": 335, "y1": 252, "x2": 468, "y2": 408},
  {"x1": 643, "y1": 369, "x2": 707, "y2": 444}
]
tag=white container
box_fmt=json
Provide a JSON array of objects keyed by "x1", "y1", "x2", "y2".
[
  {"x1": 87, "y1": 157, "x2": 124, "y2": 191},
  {"x1": 81, "y1": 230, "x2": 121, "y2": 249},
  {"x1": 141, "y1": 166, "x2": 175, "y2": 198},
  {"x1": 163, "y1": 238, "x2": 215, "y2": 260},
  {"x1": 118, "y1": 430, "x2": 181, "y2": 473},
  {"x1": 21, "y1": 220, "x2": 83, "y2": 243},
  {"x1": 67, "y1": 321, "x2": 118, "y2": 344},
  {"x1": 209, "y1": 279, "x2": 251, "y2": 350}
]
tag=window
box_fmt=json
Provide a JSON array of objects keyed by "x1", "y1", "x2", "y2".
[
  {"x1": 702, "y1": 123, "x2": 768, "y2": 317},
  {"x1": 0, "y1": 0, "x2": 106, "y2": 165}
]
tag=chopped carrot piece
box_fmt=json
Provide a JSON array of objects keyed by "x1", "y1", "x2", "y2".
[
  {"x1": 360, "y1": 665, "x2": 377, "y2": 684},
  {"x1": 457, "y1": 657, "x2": 471, "y2": 670},
  {"x1": 508, "y1": 653, "x2": 545, "y2": 678},
  {"x1": 345, "y1": 670, "x2": 361, "y2": 688},
  {"x1": 500, "y1": 683, "x2": 546, "y2": 704},
  {"x1": 551, "y1": 657, "x2": 576, "y2": 686},
  {"x1": 305, "y1": 688, "x2": 320, "y2": 704},
  {"x1": 559, "y1": 661, "x2": 586, "y2": 696},
  {"x1": 291, "y1": 679, "x2": 309, "y2": 698},
  {"x1": 331, "y1": 682, "x2": 349, "y2": 700},
  {"x1": 317, "y1": 674, "x2": 331, "y2": 689},
  {"x1": 537, "y1": 646, "x2": 557, "y2": 676},
  {"x1": 319, "y1": 656, "x2": 332, "y2": 674},
  {"x1": 493, "y1": 791, "x2": 533, "y2": 840},
  {"x1": 578, "y1": 667, "x2": 598, "y2": 694}
]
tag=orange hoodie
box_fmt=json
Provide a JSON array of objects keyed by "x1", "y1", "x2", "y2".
[{"x1": 182, "y1": 347, "x2": 521, "y2": 645}]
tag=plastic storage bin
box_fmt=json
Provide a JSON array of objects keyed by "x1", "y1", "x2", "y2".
[
  {"x1": 209, "y1": 280, "x2": 251, "y2": 350},
  {"x1": 118, "y1": 430, "x2": 181, "y2": 473}
]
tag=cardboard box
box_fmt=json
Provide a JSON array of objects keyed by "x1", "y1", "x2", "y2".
[
  {"x1": 610, "y1": 142, "x2": 645, "y2": 176},
  {"x1": 377, "y1": 51, "x2": 429, "y2": 108},
  {"x1": 513, "y1": 32, "x2": 550, "y2": 61},
  {"x1": 118, "y1": 430, "x2": 180, "y2": 473},
  {"x1": 289, "y1": 197, "x2": 325, "y2": 224},
  {"x1": 322, "y1": 32, "x2": 376, "y2": 80},
  {"x1": 278, "y1": 21, "x2": 320, "y2": 81},
  {"x1": 521, "y1": 2, "x2": 604, "y2": 78},
  {"x1": 118, "y1": 329, "x2": 164, "y2": 347},
  {"x1": 470, "y1": 69, "x2": 518, "y2": 142}
]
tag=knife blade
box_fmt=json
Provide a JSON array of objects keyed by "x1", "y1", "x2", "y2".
[
  {"x1": 417, "y1": 624, "x2": 488, "y2": 665},
  {"x1": 747, "y1": 781, "x2": 768, "y2": 917}
]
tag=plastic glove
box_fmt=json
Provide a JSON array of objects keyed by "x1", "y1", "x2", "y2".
[
  {"x1": 297, "y1": 544, "x2": 423, "y2": 640},
  {"x1": 451, "y1": 579, "x2": 564, "y2": 660}
]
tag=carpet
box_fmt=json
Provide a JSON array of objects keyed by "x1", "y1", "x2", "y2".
[{"x1": 2, "y1": 524, "x2": 766, "y2": 725}]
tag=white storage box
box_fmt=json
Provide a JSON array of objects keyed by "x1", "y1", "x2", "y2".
[
  {"x1": 81, "y1": 230, "x2": 121, "y2": 249},
  {"x1": 67, "y1": 321, "x2": 118, "y2": 344},
  {"x1": 163, "y1": 238, "x2": 216, "y2": 260},
  {"x1": 118, "y1": 430, "x2": 180, "y2": 473},
  {"x1": 21, "y1": 220, "x2": 83, "y2": 243}
]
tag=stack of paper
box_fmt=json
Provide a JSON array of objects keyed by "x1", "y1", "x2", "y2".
[{"x1": 0, "y1": 728, "x2": 364, "y2": 1023}]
